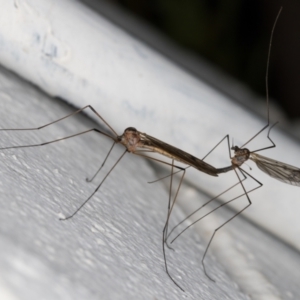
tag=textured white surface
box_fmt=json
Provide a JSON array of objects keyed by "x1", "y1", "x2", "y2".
[
  {"x1": 0, "y1": 66, "x2": 252, "y2": 299},
  {"x1": 0, "y1": 0, "x2": 300, "y2": 251},
  {"x1": 0, "y1": 0, "x2": 299, "y2": 254},
  {"x1": 3, "y1": 64, "x2": 300, "y2": 299},
  {"x1": 1, "y1": 0, "x2": 300, "y2": 298}
]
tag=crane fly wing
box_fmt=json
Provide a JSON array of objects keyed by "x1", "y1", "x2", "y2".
[
  {"x1": 139, "y1": 133, "x2": 218, "y2": 176},
  {"x1": 251, "y1": 153, "x2": 300, "y2": 186}
]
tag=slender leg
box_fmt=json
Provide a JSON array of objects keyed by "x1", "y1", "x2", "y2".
[
  {"x1": 162, "y1": 164, "x2": 186, "y2": 292},
  {"x1": 240, "y1": 8, "x2": 282, "y2": 149},
  {"x1": 252, "y1": 121, "x2": 277, "y2": 154},
  {"x1": 167, "y1": 179, "x2": 245, "y2": 240},
  {"x1": 201, "y1": 168, "x2": 262, "y2": 281},
  {"x1": 164, "y1": 160, "x2": 175, "y2": 250},
  {"x1": 0, "y1": 105, "x2": 118, "y2": 137},
  {"x1": 86, "y1": 142, "x2": 116, "y2": 182},
  {"x1": 0, "y1": 128, "x2": 116, "y2": 151},
  {"x1": 60, "y1": 150, "x2": 127, "y2": 220},
  {"x1": 167, "y1": 134, "x2": 233, "y2": 239},
  {"x1": 202, "y1": 134, "x2": 230, "y2": 161}
]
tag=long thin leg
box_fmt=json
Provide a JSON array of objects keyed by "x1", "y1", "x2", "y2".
[
  {"x1": 134, "y1": 152, "x2": 186, "y2": 290},
  {"x1": 86, "y1": 142, "x2": 116, "y2": 182},
  {"x1": 60, "y1": 150, "x2": 127, "y2": 220},
  {"x1": 164, "y1": 160, "x2": 175, "y2": 250},
  {"x1": 202, "y1": 134, "x2": 230, "y2": 161},
  {"x1": 0, "y1": 105, "x2": 121, "y2": 188},
  {"x1": 162, "y1": 164, "x2": 186, "y2": 292},
  {"x1": 167, "y1": 178, "x2": 246, "y2": 240},
  {"x1": 170, "y1": 173, "x2": 261, "y2": 243},
  {"x1": 167, "y1": 134, "x2": 233, "y2": 239},
  {"x1": 168, "y1": 154, "x2": 262, "y2": 281},
  {"x1": 165, "y1": 167, "x2": 186, "y2": 241},
  {"x1": 0, "y1": 105, "x2": 118, "y2": 137},
  {"x1": 241, "y1": 8, "x2": 282, "y2": 148},
  {"x1": 201, "y1": 168, "x2": 262, "y2": 281},
  {"x1": 149, "y1": 133, "x2": 236, "y2": 248},
  {"x1": 0, "y1": 129, "x2": 116, "y2": 151},
  {"x1": 0, "y1": 127, "x2": 124, "y2": 220},
  {"x1": 252, "y1": 121, "x2": 277, "y2": 154}
]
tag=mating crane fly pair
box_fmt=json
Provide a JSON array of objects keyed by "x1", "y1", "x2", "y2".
[{"x1": 1, "y1": 7, "x2": 299, "y2": 292}]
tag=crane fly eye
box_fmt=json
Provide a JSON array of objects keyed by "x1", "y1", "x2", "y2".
[{"x1": 125, "y1": 127, "x2": 137, "y2": 132}]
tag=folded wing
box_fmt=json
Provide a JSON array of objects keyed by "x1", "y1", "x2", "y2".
[{"x1": 251, "y1": 153, "x2": 300, "y2": 186}]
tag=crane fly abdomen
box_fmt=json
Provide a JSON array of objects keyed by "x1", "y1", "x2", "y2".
[{"x1": 138, "y1": 132, "x2": 219, "y2": 176}]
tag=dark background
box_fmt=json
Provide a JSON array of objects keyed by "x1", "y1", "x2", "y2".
[{"x1": 87, "y1": 0, "x2": 300, "y2": 120}]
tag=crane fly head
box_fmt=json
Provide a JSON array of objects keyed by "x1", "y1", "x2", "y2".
[
  {"x1": 118, "y1": 127, "x2": 141, "y2": 153},
  {"x1": 231, "y1": 146, "x2": 250, "y2": 167}
]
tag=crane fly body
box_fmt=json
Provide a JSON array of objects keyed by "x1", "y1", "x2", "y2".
[{"x1": 121, "y1": 127, "x2": 218, "y2": 176}]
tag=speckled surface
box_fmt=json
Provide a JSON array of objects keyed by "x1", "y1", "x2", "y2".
[{"x1": 0, "y1": 66, "x2": 251, "y2": 299}]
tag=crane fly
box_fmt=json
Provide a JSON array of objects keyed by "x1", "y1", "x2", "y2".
[
  {"x1": 0, "y1": 104, "x2": 220, "y2": 292},
  {"x1": 167, "y1": 6, "x2": 300, "y2": 282},
  {"x1": 2, "y1": 7, "x2": 294, "y2": 292}
]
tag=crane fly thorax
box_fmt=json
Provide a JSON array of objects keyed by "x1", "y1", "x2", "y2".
[
  {"x1": 231, "y1": 146, "x2": 250, "y2": 167},
  {"x1": 118, "y1": 127, "x2": 141, "y2": 152}
]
